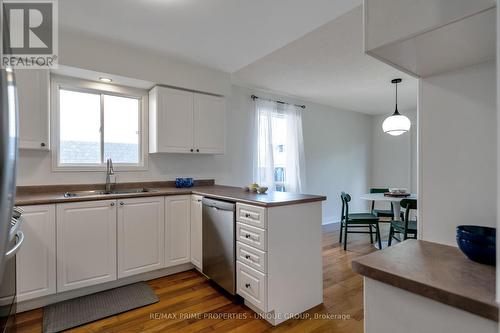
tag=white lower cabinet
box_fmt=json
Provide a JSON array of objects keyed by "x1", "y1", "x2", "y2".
[
  {"x1": 16, "y1": 205, "x2": 56, "y2": 302},
  {"x1": 237, "y1": 261, "x2": 268, "y2": 312},
  {"x1": 165, "y1": 195, "x2": 191, "y2": 267},
  {"x1": 190, "y1": 195, "x2": 203, "y2": 270},
  {"x1": 235, "y1": 203, "x2": 269, "y2": 313},
  {"x1": 117, "y1": 197, "x2": 165, "y2": 278},
  {"x1": 56, "y1": 200, "x2": 117, "y2": 292}
]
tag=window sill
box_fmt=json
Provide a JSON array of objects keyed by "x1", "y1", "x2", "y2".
[{"x1": 52, "y1": 164, "x2": 148, "y2": 172}]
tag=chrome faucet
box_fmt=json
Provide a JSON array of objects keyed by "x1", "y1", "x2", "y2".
[{"x1": 105, "y1": 158, "x2": 115, "y2": 193}]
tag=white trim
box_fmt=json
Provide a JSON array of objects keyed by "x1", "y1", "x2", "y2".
[
  {"x1": 51, "y1": 75, "x2": 149, "y2": 172},
  {"x1": 16, "y1": 263, "x2": 193, "y2": 313}
]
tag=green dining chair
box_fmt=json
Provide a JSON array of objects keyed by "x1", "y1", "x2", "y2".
[
  {"x1": 388, "y1": 199, "x2": 417, "y2": 246},
  {"x1": 339, "y1": 192, "x2": 382, "y2": 250},
  {"x1": 370, "y1": 188, "x2": 394, "y2": 219}
]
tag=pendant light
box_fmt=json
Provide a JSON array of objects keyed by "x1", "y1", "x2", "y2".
[{"x1": 382, "y1": 78, "x2": 411, "y2": 136}]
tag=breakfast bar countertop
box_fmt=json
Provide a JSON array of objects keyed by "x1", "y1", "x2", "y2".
[
  {"x1": 351, "y1": 239, "x2": 498, "y2": 322},
  {"x1": 15, "y1": 181, "x2": 326, "y2": 207}
]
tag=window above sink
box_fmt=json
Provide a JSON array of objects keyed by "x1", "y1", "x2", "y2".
[{"x1": 51, "y1": 75, "x2": 149, "y2": 172}]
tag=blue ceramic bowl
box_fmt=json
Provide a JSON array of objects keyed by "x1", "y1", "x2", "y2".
[
  {"x1": 457, "y1": 225, "x2": 495, "y2": 245},
  {"x1": 175, "y1": 178, "x2": 194, "y2": 188},
  {"x1": 456, "y1": 225, "x2": 496, "y2": 266}
]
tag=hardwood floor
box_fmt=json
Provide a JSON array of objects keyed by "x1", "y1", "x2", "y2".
[{"x1": 14, "y1": 223, "x2": 377, "y2": 333}]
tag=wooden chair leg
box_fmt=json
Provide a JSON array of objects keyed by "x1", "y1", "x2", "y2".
[
  {"x1": 375, "y1": 223, "x2": 382, "y2": 249},
  {"x1": 369, "y1": 224, "x2": 373, "y2": 243},
  {"x1": 388, "y1": 226, "x2": 393, "y2": 246},
  {"x1": 343, "y1": 223, "x2": 348, "y2": 251}
]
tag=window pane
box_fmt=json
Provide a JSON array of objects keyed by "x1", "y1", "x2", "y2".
[
  {"x1": 59, "y1": 89, "x2": 101, "y2": 164},
  {"x1": 103, "y1": 95, "x2": 140, "y2": 164}
]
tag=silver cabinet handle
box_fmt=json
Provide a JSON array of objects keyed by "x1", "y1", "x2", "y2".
[
  {"x1": 6, "y1": 231, "x2": 24, "y2": 259},
  {"x1": 110, "y1": 202, "x2": 115, "y2": 206}
]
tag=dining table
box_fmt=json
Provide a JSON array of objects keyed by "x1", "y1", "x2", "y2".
[{"x1": 360, "y1": 192, "x2": 418, "y2": 249}]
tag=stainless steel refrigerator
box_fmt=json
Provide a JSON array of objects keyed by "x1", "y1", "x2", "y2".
[{"x1": 0, "y1": 68, "x2": 22, "y2": 333}]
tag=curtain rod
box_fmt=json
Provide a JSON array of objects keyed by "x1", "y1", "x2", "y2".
[{"x1": 251, "y1": 95, "x2": 306, "y2": 109}]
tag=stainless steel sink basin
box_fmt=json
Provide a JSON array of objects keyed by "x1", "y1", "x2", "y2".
[{"x1": 63, "y1": 188, "x2": 158, "y2": 198}]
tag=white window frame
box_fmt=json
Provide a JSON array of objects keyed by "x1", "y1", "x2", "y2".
[{"x1": 51, "y1": 75, "x2": 149, "y2": 171}]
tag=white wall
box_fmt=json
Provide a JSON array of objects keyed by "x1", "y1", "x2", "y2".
[
  {"x1": 419, "y1": 61, "x2": 497, "y2": 246},
  {"x1": 302, "y1": 101, "x2": 372, "y2": 223},
  {"x1": 371, "y1": 109, "x2": 417, "y2": 192}
]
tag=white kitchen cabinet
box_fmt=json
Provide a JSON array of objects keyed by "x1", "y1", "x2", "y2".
[
  {"x1": 56, "y1": 200, "x2": 117, "y2": 292},
  {"x1": 190, "y1": 195, "x2": 203, "y2": 270},
  {"x1": 15, "y1": 69, "x2": 50, "y2": 150},
  {"x1": 149, "y1": 86, "x2": 194, "y2": 153},
  {"x1": 165, "y1": 196, "x2": 191, "y2": 267},
  {"x1": 149, "y1": 86, "x2": 225, "y2": 154},
  {"x1": 193, "y1": 94, "x2": 225, "y2": 154},
  {"x1": 117, "y1": 197, "x2": 165, "y2": 278},
  {"x1": 16, "y1": 205, "x2": 56, "y2": 302}
]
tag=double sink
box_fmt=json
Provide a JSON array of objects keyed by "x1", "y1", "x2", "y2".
[{"x1": 63, "y1": 188, "x2": 158, "y2": 198}]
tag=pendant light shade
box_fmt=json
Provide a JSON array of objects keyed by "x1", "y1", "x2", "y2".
[{"x1": 383, "y1": 78, "x2": 411, "y2": 136}]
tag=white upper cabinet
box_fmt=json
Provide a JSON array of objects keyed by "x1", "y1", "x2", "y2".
[
  {"x1": 149, "y1": 87, "x2": 194, "y2": 153},
  {"x1": 193, "y1": 94, "x2": 225, "y2": 154},
  {"x1": 16, "y1": 205, "x2": 56, "y2": 302},
  {"x1": 56, "y1": 200, "x2": 117, "y2": 292},
  {"x1": 364, "y1": 0, "x2": 496, "y2": 77},
  {"x1": 15, "y1": 69, "x2": 50, "y2": 150},
  {"x1": 117, "y1": 197, "x2": 165, "y2": 278},
  {"x1": 165, "y1": 195, "x2": 191, "y2": 267},
  {"x1": 149, "y1": 86, "x2": 225, "y2": 154}
]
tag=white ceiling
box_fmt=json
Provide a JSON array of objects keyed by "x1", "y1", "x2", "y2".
[
  {"x1": 234, "y1": 6, "x2": 418, "y2": 115},
  {"x1": 59, "y1": 0, "x2": 362, "y2": 73}
]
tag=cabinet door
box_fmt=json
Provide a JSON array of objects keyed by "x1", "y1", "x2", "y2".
[
  {"x1": 15, "y1": 69, "x2": 50, "y2": 150},
  {"x1": 16, "y1": 205, "x2": 56, "y2": 302},
  {"x1": 165, "y1": 196, "x2": 191, "y2": 267},
  {"x1": 193, "y1": 94, "x2": 225, "y2": 154},
  {"x1": 56, "y1": 200, "x2": 117, "y2": 292},
  {"x1": 190, "y1": 195, "x2": 203, "y2": 269},
  {"x1": 153, "y1": 87, "x2": 194, "y2": 153},
  {"x1": 117, "y1": 197, "x2": 164, "y2": 278}
]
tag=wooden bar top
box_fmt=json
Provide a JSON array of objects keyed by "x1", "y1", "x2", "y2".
[
  {"x1": 352, "y1": 239, "x2": 498, "y2": 321},
  {"x1": 15, "y1": 181, "x2": 326, "y2": 207}
]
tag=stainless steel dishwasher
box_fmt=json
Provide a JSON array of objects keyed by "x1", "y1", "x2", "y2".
[{"x1": 202, "y1": 198, "x2": 236, "y2": 295}]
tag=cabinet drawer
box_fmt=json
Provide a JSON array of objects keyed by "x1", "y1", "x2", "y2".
[
  {"x1": 236, "y1": 223, "x2": 267, "y2": 251},
  {"x1": 237, "y1": 261, "x2": 267, "y2": 312},
  {"x1": 236, "y1": 203, "x2": 266, "y2": 229},
  {"x1": 237, "y1": 241, "x2": 267, "y2": 273}
]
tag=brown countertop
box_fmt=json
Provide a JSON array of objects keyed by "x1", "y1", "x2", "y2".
[
  {"x1": 351, "y1": 239, "x2": 498, "y2": 321},
  {"x1": 15, "y1": 181, "x2": 326, "y2": 207}
]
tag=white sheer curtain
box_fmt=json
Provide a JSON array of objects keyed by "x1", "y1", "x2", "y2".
[
  {"x1": 283, "y1": 103, "x2": 306, "y2": 192},
  {"x1": 253, "y1": 98, "x2": 305, "y2": 193}
]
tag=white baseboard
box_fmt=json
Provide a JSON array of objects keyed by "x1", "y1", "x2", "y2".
[
  {"x1": 322, "y1": 219, "x2": 340, "y2": 225},
  {"x1": 16, "y1": 263, "x2": 194, "y2": 313}
]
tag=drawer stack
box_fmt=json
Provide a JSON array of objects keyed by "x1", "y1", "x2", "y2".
[{"x1": 235, "y1": 203, "x2": 268, "y2": 312}]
